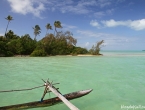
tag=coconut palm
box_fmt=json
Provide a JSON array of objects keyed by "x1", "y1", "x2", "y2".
[
  {"x1": 54, "y1": 21, "x2": 62, "y2": 35},
  {"x1": 5, "y1": 15, "x2": 13, "y2": 37},
  {"x1": 45, "y1": 23, "x2": 52, "y2": 36},
  {"x1": 33, "y1": 25, "x2": 41, "y2": 40}
]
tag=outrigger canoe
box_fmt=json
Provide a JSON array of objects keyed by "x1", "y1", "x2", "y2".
[{"x1": 0, "y1": 89, "x2": 92, "y2": 110}]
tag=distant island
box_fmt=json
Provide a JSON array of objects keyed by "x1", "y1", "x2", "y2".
[{"x1": 0, "y1": 15, "x2": 104, "y2": 57}]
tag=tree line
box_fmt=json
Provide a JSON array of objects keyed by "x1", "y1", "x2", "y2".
[{"x1": 0, "y1": 15, "x2": 104, "y2": 57}]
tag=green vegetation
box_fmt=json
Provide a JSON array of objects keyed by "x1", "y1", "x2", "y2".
[
  {"x1": 89, "y1": 40, "x2": 104, "y2": 55},
  {"x1": 45, "y1": 23, "x2": 52, "y2": 36},
  {"x1": 0, "y1": 15, "x2": 104, "y2": 57},
  {"x1": 54, "y1": 21, "x2": 62, "y2": 35},
  {"x1": 33, "y1": 25, "x2": 41, "y2": 40}
]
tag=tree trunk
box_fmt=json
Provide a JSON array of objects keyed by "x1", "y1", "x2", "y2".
[
  {"x1": 34, "y1": 35, "x2": 36, "y2": 40},
  {"x1": 55, "y1": 27, "x2": 57, "y2": 36},
  {"x1": 45, "y1": 29, "x2": 48, "y2": 36},
  {"x1": 5, "y1": 21, "x2": 10, "y2": 37}
]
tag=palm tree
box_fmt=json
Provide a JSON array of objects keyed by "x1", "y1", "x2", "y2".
[
  {"x1": 33, "y1": 25, "x2": 41, "y2": 40},
  {"x1": 54, "y1": 21, "x2": 62, "y2": 35},
  {"x1": 45, "y1": 23, "x2": 52, "y2": 36},
  {"x1": 5, "y1": 15, "x2": 13, "y2": 37}
]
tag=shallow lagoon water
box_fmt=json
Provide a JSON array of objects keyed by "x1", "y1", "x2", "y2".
[{"x1": 0, "y1": 51, "x2": 145, "y2": 110}]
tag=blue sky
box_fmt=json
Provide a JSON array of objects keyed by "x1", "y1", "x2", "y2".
[{"x1": 0, "y1": 0, "x2": 145, "y2": 50}]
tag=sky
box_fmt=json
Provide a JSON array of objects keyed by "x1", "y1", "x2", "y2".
[{"x1": 0, "y1": 0, "x2": 145, "y2": 50}]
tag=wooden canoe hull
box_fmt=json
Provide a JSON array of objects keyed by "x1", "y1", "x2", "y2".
[{"x1": 0, "y1": 89, "x2": 92, "y2": 110}]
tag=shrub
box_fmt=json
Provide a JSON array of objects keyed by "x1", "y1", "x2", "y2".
[
  {"x1": 5, "y1": 51, "x2": 14, "y2": 57},
  {"x1": 30, "y1": 49, "x2": 47, "y2": 57}
]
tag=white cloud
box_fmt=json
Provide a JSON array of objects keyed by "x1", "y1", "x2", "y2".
[
  {"x1": 117, "y1": 0, "x2": 126, "y2": 3},
  {"x1": 44, "y1": 0, "x2": 113, "y2": 15},
  {"x1": 62, "y1": 24, "x2": 77, "y2": 31},
  {"x1": 90, "y1": 20, "x2": 100, "y2": 28},
  {"x1": 7, "y1": 0, "x2": 46, "y2": 18},
  {"x1": 106, "y1": 9, "x2": 114, "y2": 14},
  {"x1": 101, "y1": 19, "x2": 145, "y2": 30},
  {"x1": 6, "y1": 0, "x2": 117, "y2": 17},
  {"x1": 85, "y1": 42, "x2": 89, "y2": 47},
  {"x1": 101, "y1": 19, "x2": 129, "y2": 27},
  {"x1": 94, "y1": 11, "x2": 105, "y2": 18},
  {"x1": 77, "y1": 30, "x2": 101, "y2": 37},
  {"x1": 94, "y1": 9, "x2": 114, "y2": 18},
  {"x1": 48, "y1": 0, "x2": 91, "y2": 14},
  {"x1": 129, "y1": 19, "x2": 145, "y2": 30},
  {"x1": 59, "y1": 0, "x2": 97, "y2": 14},
  {"x1": 97, "y1": 0, "x2": 112, "y2": 8},
  {"x1": 77, "y1": 30, "x2": 118, "y2": 40},
  {"x1": 100, "y1": 2, "x2": 111, "y2": 8},
  {"x1": 62, "y1": 24, "x2": 77, "y2": 29},
  {"x1": 9, "y1": 0, "x2": 111, "y2": 16},
  {"x1": 76, "y1": 30, "x2": 136, "y2": 50},
  {"x1": 54, "y1": 0, "x2": 73, "y2": 7},
  {"x1": 90, "y1": 19, "x2": 145, "y2": 31},
  {"x1": 60, "y1": 5, "x2": 90, "y2": 14},
  {"x1": 77, "y1": 0, "x2": 96, "y2": 7}
]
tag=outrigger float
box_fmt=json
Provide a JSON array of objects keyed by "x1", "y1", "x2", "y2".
[{"x1": 0, "y1": 79, "x2": 92, "y2": 110}]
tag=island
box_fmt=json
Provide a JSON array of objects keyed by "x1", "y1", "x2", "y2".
[{"x1": 0, "y1": 15, "x2": 104, "y2": 57}]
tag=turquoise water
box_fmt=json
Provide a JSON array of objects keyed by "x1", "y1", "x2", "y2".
[{"x1": 0, "y1": 51, "x2": 145, "y2": 110}]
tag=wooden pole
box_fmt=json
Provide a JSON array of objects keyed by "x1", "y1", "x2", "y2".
[
  {"x1": 0, "y1": 85, "x2": 44, "y2": 93},
  {"x1": 41, "y1": 79, "x2": 79, "y2": 110},
  {"x1": 48, "y1": 85, "x2": 79, "y2": 110},
  {"x1": 41, "y1": 85, "x2": 48, "y2": 101}
]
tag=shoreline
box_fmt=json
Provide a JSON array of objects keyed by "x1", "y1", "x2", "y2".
[
  {"x1": 2, "y1": 53, "x2": 145, "y2": 57},
  {"x1": 13, "y1": 54, "x2": 103, "y2": 57}
]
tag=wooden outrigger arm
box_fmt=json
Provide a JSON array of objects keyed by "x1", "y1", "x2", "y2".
[
  {"x1": 42, "y1": 79, "x2": 79, "y2": 110},
  {"x1": 48, "y1": 85, "x2": 79, "y2": 110}
]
